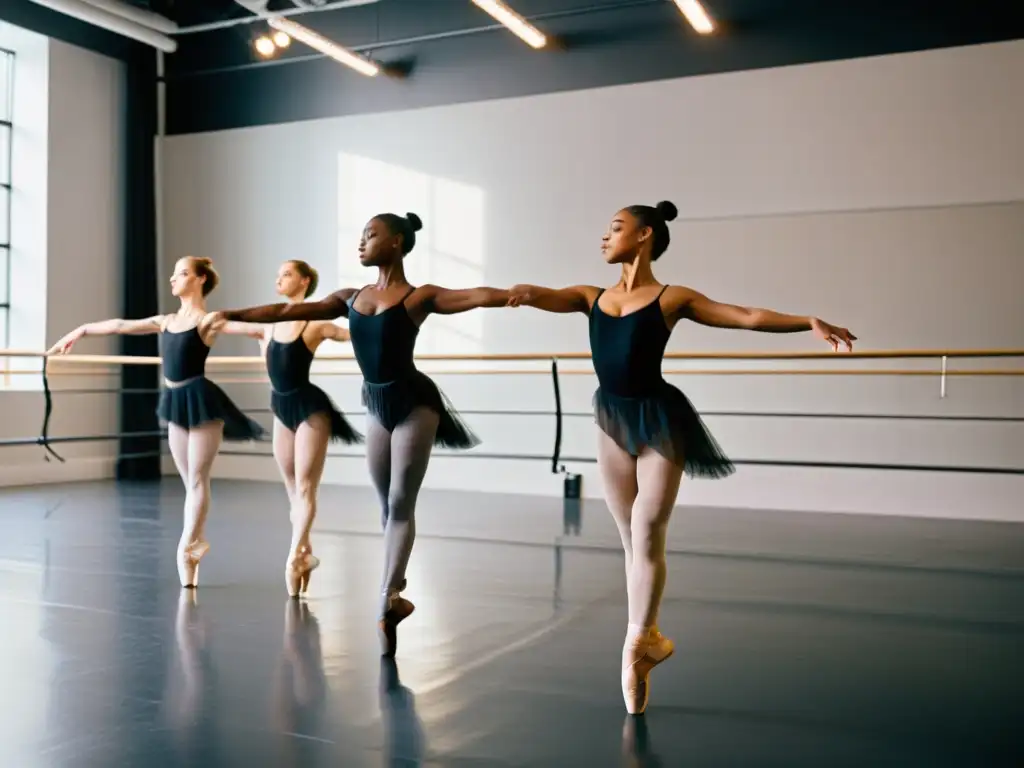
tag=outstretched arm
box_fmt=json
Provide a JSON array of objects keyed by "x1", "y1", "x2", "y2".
[
  {"x1": 219, "y1": 289, "x2": 355, "y2": 324},
  {"x1": 506, "y1": 284, "x2": 600, "y2": 314},
  {"x1": 318, "y1": 322, "x2": 350, "y2": 343},
  {"x1": 204, "y1": 316, "x2": 266, "y2": 341},
  {"x1": 47, "y1": 315, "x2": 164, "y2": 355},
  {"x1": 426, "y1": 286, "x2": 511, "y2": 315},
  {"x1": 672, "y1": 287, "x2": 856, "y2": 351}
]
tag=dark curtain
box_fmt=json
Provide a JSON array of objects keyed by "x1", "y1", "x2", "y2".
[{"x1": 117, "y1": 51, "x2": 161, "y2": 481}]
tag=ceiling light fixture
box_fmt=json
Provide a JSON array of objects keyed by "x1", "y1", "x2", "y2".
[
  {"x1": 272, "y1": 30, "x2": 291, "y2": 48},
  {"x1": 470, "y1": 0, "x2": 547, "y2": 49},
  {"x1": 267, "y1": 16, "x2": 380, "y2": 76},
  {"x1": 254, "y1": 35, "x2": 276, "y2": 57},
  {"x1": 671, "y1": 0, "x2": 715, "y2": 35}
]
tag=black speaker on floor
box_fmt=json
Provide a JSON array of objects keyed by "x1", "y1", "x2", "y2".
[{"x1": 563, "y1": 472, "x2": 582, "y2": 499}]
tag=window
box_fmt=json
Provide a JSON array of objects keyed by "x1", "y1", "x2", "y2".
[
  {"x1": 0, "y1": 47, "x2": 12, "y2": 349},
  {"x1": 336, "y1": 153, "x2": 487, "y2": 356}
]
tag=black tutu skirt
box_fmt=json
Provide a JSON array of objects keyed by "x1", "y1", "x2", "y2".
[
  {"x1": 593, "y1": 381, "x2": 734, "y2": 479},
  {"x1": 362, "y1": 370, "x2": 480, "y2": 449},
  {"x1": 271, "y1": 383, "x2": 363, "y2": 444},
  {"x1": 157, "y1": 377, "x2": 265, "y2": 442}
]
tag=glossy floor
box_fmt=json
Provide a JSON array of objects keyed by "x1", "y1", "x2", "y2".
[{"x1": 1, "y1": 480, "x2": 1022, "y2": 766}]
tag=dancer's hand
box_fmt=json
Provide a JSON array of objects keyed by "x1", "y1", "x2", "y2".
[
  {"x1": 47, "y1": 327, "x2": 85, "y2": 355},
  {"x1": 205, "y1": 311, "x2": 227, "y2": 332},
  {"x1": 811, "y1": 318, "x2": 856, "y2": 351},
  {"x1": 507, "y1": 285, "x2": 533, "y2": 307}
]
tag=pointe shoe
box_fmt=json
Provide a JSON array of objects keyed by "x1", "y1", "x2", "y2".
[
  {"x1": 286, "y1": 546, "x2": 321, "y2": 598},
  {"x1": 177, "y1": 539, "x2": 210, "y2": 589},
  {"x1": 622, "y1": 627, "x2": 674, "y2": 715},
  {"x1": 378, "y1": 589, "x2": 415, "y2": 658}
]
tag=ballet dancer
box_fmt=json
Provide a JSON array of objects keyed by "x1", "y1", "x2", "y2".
[
  {"x1": 48, "y1": 256, "x2": 266, "y2": 588},
  {"x1": 250, "y1": 259, "x2": 363, "y2": 597},
  {"x1": 215, "y1": 212, "x2": 510, "y2": 655},
  {"x1": 507, "y1": 200, "x2": 856, "y2": 714}
]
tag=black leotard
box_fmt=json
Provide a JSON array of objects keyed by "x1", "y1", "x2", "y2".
[
  {"x1": 263, "y1": 323, "x2": 363, "y2": 443},
  {"x1": 161, "y1": 326, "x2": 211, "y2": 382},
  {"x1": 348, "y1": 288, "x2": 419, "y2": 384},
  {"x1": 156, "y1": 321, "x2": 264, "y2": 441},
  {"x1": 346, "y1": 287, "x2": 478, "y2": 448},
  {"x1": 588, "y1": 288, "x2": 733, "y2": 478},
  {"x1": 590, "y1": 287, "x2": 672, "y2": 399},
  {"x1": 267, "y1": 322, "x2": 315, "y2": 393}
]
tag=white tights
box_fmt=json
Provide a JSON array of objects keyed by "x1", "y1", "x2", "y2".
[
  {"x1": 167, "y1": 422, "x2": 224, "y2": 556},
  {"x1": 272, "y1": 413, "x2": 332, "y2": 559},
  {"x1": 597, "y1": 430, "x2": 683, "y2": 630}
]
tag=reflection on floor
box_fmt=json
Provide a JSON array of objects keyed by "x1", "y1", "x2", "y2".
[{"x1": 0, "y1": 480, "x2": 1022, "y2": 766}]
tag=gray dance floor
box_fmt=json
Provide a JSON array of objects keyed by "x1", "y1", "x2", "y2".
[{"x1": 0, "y1": 479, "x2": 1021, "y2": 766}]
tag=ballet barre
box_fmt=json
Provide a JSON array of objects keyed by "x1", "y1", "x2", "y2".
[{"x1": 0, "y1": 347, "x2": 1021, "y2": 476}]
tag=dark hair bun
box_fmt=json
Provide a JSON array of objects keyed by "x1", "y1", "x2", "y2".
[
  {"x1": 405, "y1": 212, "x2": 423, "y2": 232},
  {"x1": 655, "y1": 200, "x2": 678, "y2": 222}
]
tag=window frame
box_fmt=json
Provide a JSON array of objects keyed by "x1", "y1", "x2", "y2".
[{"x1": 0, "y1": 46, "x2": 14, "y2": 351}]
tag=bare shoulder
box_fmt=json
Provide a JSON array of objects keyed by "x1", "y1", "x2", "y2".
[
  {"x1": 331, "y1": 287, "x2": 358, "y2": 301},
  {"x1": 660, "y1": 284, "x2": 699, "y2": 307},
  {"x1": 306, "y1": 319, "x2": 333, "y2": 335}
]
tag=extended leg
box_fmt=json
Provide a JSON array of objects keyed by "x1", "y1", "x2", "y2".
[
  {"x1": 597, "y1": 430, "x2": 640, "y2": 600},
  {"x1": 629, "y1": 449, "x2": 683, "y2": 629},
  {"x1": 379, "y1": 406, "x2": 439, "y2": 657},
  {"x1": 272, "y1": 417, "x2": 297, "y2": 506},
  {"x1": 621, "y1": 446, "x2": 684, "y2": 715},
  {"x1": 364, "y1": 415, "x2": 392, "y2": 530},
  {"x1": 177, "y1": 421, "x2": 224, "y2": 588},
  {"x1": 286, "y1": 413, "x2": 331, "y2": 596},
  {"x1": 381, "y1": 406, "x2": 438, "y2": 600}
]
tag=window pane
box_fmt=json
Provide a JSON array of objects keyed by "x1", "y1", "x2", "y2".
[
  {"x1": 0, "y1": 245, "x2": 7, "y2": 303},
  {"x1": 0, "y1": 308, "x2": 7, "y2": 350},
  {"x1": 0, "y1": 52, "x2": 11, "y2": 123},
  {"x1": 0, "y1": 186, "x2": 8, "y2": 245},
  {"x1": 0, "y1": 124, "x2": 9, "y2": 186}
]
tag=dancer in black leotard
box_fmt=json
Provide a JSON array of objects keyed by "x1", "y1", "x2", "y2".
[
  {"x1": 48, "y1": 256, "x2": 265, "y2": 588},
  {"x1": 256, "y1": 259, "x2": 362, "y2": 597},
  {"x1": 216, "y1": 212, "x2": 510, "y2": 656},
  {"x1": 508, "y1": 200, "x2": 856, "y2": 715}
]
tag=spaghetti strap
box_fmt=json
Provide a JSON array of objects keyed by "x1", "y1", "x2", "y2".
[
  {"x1": 589, "y1": 288, "x2": 606, "y2": 315},
  {"x1": 348, "y1": 287, "x2": 366, "y2": 307}
]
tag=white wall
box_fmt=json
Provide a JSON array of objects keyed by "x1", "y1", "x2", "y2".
[
  {"x1": 0, "y1": 27, "x2": 125, "y2": 485},
  {"x1": 160, "y1": 40, "x2": 1024, "y2": 521}
]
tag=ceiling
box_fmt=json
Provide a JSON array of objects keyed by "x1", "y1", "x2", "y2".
[
  {"x1": 122, "y1": 0, "x2": 1024, "y2": 78},
  {"x1": 4, "y1": 0, "x2": 1022, "y2": 132}
]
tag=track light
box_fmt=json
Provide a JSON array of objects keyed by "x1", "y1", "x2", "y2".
[
  {"x1": 471, "y1": 0, "x2": 547, "y2": 49},
  {"x1": 272, "y1": 30, "x2": 290, "y2": 48},
  {"x1": 254, "y1": 35, "x2": 276, "y2": 57},
  {"x1": 671, "y1": 0, "x2": 715, "y2": 34},
  {"x1": 268, "y1": 16, "x2": 379, "y2": 76}
]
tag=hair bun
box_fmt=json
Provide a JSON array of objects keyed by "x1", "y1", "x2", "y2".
[
  {"x1": 405, "y1": 212, "x2": 423, "y2": 232},
  {"x1": 655, "y1": 200, "x2": 678, "y2": 222}
]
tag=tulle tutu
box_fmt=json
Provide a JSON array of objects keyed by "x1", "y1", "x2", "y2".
[
  {"x1": 593, "y1": 381, "x2": 734, "y2": 479},
  {"x1": 158, "y1": 377, "x2": 265, "y2": 441},
  {"x1": 271, "y1": 383, "x2": 363, "y2": 444},
  {"x1": 362, "y1": 370, "x2": 480, "y2": 449}
]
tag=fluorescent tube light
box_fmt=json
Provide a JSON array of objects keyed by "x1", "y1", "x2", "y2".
[{"x1": 471, "y1": 0, "x2": 547, "y2": 49}]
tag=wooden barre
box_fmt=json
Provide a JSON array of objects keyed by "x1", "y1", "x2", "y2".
[
  {"x1": 11, "y1": 369, "x2": 1022, "y2": 382},
  {"x1": 2, "y1": 348, "x2": 1023, "y2": 364}
]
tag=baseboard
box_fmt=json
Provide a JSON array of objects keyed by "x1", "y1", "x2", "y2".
[
  {"x1": 160, "y1": 452, "x2": 1024, "y2": 524},
  {"x1": 0, "y1": 455, "x2": 118, "y2": 487}
]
